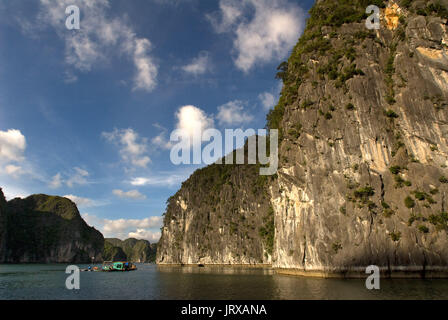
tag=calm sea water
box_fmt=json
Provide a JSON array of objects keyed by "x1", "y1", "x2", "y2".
[{"x1": 0, "y1": 264, "x2": 447, "y2": 300}]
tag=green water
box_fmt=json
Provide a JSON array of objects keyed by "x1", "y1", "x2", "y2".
[{"x1": 0, "y1": 264, "x2": 447, "y2": 300}]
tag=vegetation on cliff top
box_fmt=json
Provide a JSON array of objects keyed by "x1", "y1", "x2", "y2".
[
  {"x1": 268, "y1": 0, "x2": 446, "y2": 136},
  {"x1": 268, "y1": 0, "x2": 382, "y2": 136}
]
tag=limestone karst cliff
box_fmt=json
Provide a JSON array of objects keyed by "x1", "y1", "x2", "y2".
[
  {"x1": 2, "y1": 193, "x2": 104, "y2": 263},
  {"x1": 157, "y1": 162, "x2": 274, "y2": 265},
  {"x1": 104, "y1": 238, "x2": 157, "y2": 263},
  {"x1": 103, "y1": 240, "x2": 127, "y2": 261},
  {"x1": 157, "y1": 0, "x2": 448, "y2": 277}
]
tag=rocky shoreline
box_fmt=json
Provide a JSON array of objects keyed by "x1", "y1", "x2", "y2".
[{"x1": 158, "y1": 263, "x2": 448, "y2": 278}]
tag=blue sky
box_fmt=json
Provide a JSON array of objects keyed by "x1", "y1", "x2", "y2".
[{"x1": 0, "y1": 0, "x2": 313, "y2": 242}]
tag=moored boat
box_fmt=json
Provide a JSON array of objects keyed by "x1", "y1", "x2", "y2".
[{"x1": 102, "y1": 261, "x2": 137, "y2": 272}]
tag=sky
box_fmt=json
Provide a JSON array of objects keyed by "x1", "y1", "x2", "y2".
[{"x1": 0, "y1": 0, "x2": 313, "y2": 242}]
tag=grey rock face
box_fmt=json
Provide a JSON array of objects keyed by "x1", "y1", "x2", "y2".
[
  {"x1": 157, "y1": 163, "x2": 273, "y2": 265},
  {"x1": 105, "y1": 238, "x2": 157, "y2": 263},
  {"x1": 271, "y1": 1, "x2": 448, "y2": 275},
  {"x1": 157, "y1": 0, "x2": 448, "y2": 276},
  {"x1": 103, "y1": 240, "x2": 127, "y2": 261}
]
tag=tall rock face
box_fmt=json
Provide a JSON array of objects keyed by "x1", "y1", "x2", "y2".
[
  {"x1": 0, "y1": 189, "x2": 7, "y2": 260},
  {"x1": 4, "y1": 194, "x2": 104, "y2": 263},
  {"x1": 104, "y1": 238, "x2": 157, "y2": 263},
  {"x1": 158, "y1": 0, "x2": 448, "y2": 276},
  {"x1": 157, "y1": 162, "x2": 273, "y2": 265},
  {"x1": 103, "y1": 240, "x2": 127, "y2": 261},
  {"x1": 269, "y1": 0, "x2": 448, "y2": 275}
]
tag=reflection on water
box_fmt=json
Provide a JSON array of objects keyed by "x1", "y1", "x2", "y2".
[
  {"x1": 0, "y1": 264, "x2": 447, "y2": 300},
  {"x1": 157, "y1": 265, "x2": 274, "y2": 275}
]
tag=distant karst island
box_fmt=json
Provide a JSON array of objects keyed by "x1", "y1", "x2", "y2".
[{"x1": 0, "y1": 189, "x2": 157, "y2": 263}]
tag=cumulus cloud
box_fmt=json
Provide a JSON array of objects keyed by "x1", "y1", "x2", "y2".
[
  {"x1": 66, "y1": 167, "x2": 89, "y2": 188},
  {"x1": 35, "y1": 0, "x2": 158, "y2": 91},
  {"x1": 151, "y1": 124, "x2": 173, "y2": 150},
  {"x1": 175, "y1": 105, "x2": 214, "y2": 138},
  {"x1": 48, "y1": 168, "x2": 90, "y2": 189},
  {"x1": 49, "y1": 173, "x2": 63, "y2": 189},
  {"x1": 152, "y1": 133, "x2": 173, "y2": 150},
  {"x1": 208, "y1": 0, "x2": 304, "y2": 72},
  {"x1": 82, "y1": 213, "x2": 162, "y2": 242},
  {"x1": 182, "y1": 51, "x2": 211, "y2": 75},
  {"x1": 0, "y1": 129, "x2": 28, "y2": 178},
  {"x1": 130, "y1": 172, "x2": 190, "y2": 187},
  {"x1": 133, "y1": 39, "x2": 158, "y2": 91},
  {"x1": 216, "y1": 100, "x2": 253, "y2": 126},
  {"x1": 128, "y1": 229, "x2": 160, "y2": 242},
  {"x1": 0, "y1": 129, "x2": 26, "y2": 164},
  {"x1": 112, "y1": 189, "x2": 146, "y2": 200},
  {"x1": 64, "y1": 194, "x2": 97, "y2": 207},
  {"x1": 5, "y1": 164, "x2": 23, "y2": 177},
  {"x1": 258, "y1": 92, "x2": 275, "y2": 110},
  {"x1": 206, "y1": 0, "x2": 243, "y2": 33},
  {"x1": 103, "y1": 128, "x2": 151, "y2": 169}
]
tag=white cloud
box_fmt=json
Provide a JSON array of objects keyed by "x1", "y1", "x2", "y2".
[
  {"x1": 258, "y1": 92, "x2": 275, "y2": 110},
  {"x1": 208, "y1": 0, "x2": 304, "y2": 72},
  {"x1": 133, "y1": 39, "x2": 158, "y2": 91},
  {"x1": 64, "y1": 194, "x2": 97, "y2": 207},
  {"x1": 64, "y1": 71, "x2": 78, "y2": 83},
  {"x1": 0, "y1": 129, "x2": 26, "y2": 164},
  {"x1": 152, "y1": 133, "x2": 173, "y2": 150},
  {"x1": 112, "y1": 189, "x2": 146, "y2": 200},
  {"x1": 5, "y1": 164, "x2": 23, "y2": 177},
  {"x1": 151, "y1": 124, "x2": 173, "y2": 150},
  {"x1": 35, "y1": 0, "x2": 157, "y2": 91},
  {"x1": 0, "y1": 129, "x2": 28, "y2": 179},
  {"x1": 206, "y1": 0, "x2": 243, "y2": 33},
  {"x1": 182, "y1": 51, "x2": 211, "y2": 75},
  {"x1": 175, "y1": 105, "x2": 214, "y2": 138},
  {"x1": 130, "y1": 177, "x2": 151, "y2": 186},
  {"x1": 49, "y1": 173, "x2": 62, "y2": 189},
  {"x1": 103, "y1": 128, "x2": 151, "y2": 169},
  {"x1": 66, "y1": 167, "x2": 89, "y2": 188},
  {"x1": 82, "y1": 213, "x2": 162, "y2": 242},
  {"x1": 216, "y1": 100, "x2": 253, "y2": 126},
  {"x1": 130, "y1": 173, "x2": 189, "y2": 187},
  {"x1": 49, "y1": 168, "x2": 90, "y2": 189},
  {"x1": 128, "y1": 229, "x2": 161, "y2": 242}
]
